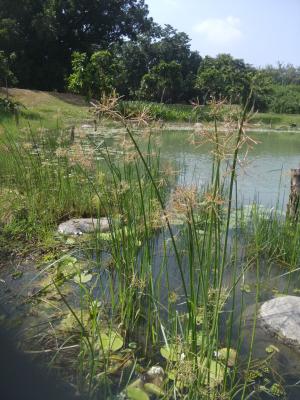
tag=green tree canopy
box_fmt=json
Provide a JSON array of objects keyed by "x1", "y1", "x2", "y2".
[
  {"x1": 196, "y1": 54, "x2": 252, "y2": 104},
  {"x1": 139, "y1": 60, "x2": 183, "y2": 102},
  {"x1": 0, "y1": 0, "x2": 153, "y2": 90},
  {"x1": 67, "y1": 50, "x2": 126, "y2": 99},
  {"x1": 112, "y1": 25, "x2": 201, "y2": 100},
  {"x1": 0, "y1": 51, "x2": 17, "y2": 92}
]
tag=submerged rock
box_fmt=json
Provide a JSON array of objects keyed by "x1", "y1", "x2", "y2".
[
  {"x1": 260, "y1": 295, "x2": 300, "y2": 348},
  {"x1": 58, "y1": 217, "x2": 110, "y2": 235}
]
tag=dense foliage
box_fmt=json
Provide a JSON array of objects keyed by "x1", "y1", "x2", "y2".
[
  {"x1": 0, "y1": 0, "x2": 152, "y2": 90},
  {"x1": 0, "y1": 0, "x2": 299, "y2": 113},
  {"x1": 268, "y1": 84, "x2": 300, "y2": 114}
]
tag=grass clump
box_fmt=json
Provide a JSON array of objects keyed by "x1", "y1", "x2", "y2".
[{"x1": 1, "y1": 91, "x2": 298, "y2": 400}]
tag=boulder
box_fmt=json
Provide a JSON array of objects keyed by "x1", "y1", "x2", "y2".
[
  {"x1": 58, "y1": 218, "x2": 110, "y2": 235},
  {"x1": 260, "y1": 295, "x2": 300, "y2": 348}
]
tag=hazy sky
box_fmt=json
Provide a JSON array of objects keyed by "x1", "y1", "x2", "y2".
[{"x1": 146, "y1": 0, "x2": 300, "y2": 67}]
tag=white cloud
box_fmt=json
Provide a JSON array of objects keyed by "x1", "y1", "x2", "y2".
[{"x1": 194, "y1": 16, "x2": 242, "y2": 44}]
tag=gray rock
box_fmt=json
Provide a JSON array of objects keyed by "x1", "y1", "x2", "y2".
[
  {"x1": 260, "y1": 295, "x2": 300, "y2": 348},
  {"x1": 194, "y1": 122, "x2": 204, "y2": 131},
  {"x1": 58, "y1": 218, "x2": 110, "y2": 235}
]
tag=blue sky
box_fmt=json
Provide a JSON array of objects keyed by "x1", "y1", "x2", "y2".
[{"x1": 146, "y1": 0, "x2": 300, "y2": 67}]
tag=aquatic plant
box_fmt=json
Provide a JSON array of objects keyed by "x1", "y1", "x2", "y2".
[{"x1": 1, "y1": 93, "x2": 296, "y2": 400}]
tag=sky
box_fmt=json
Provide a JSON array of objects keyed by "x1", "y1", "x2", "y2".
[{"x1": 146, "y1": 0, "x2": 300, "y2": 67}]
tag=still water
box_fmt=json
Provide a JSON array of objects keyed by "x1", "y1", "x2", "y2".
[
  {"x1": 158, "y1": 130, "x2": 300, "y2": 207},
  {"x1": 153, "y1": 129, "x2": 300, "y2": 398}
]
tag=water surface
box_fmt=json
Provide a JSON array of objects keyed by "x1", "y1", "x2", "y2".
[{"x1": 157, "y1": 130, "x2": 300, "y2": 207}]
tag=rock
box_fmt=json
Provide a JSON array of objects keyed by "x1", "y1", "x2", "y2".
[
  {"x1": 260, "y1": 295, "x2": 300, "y2": 348},
  {"x1": 194, "y1": 122, "x2": 203, "y2": 131},
  {"x1": 143, "y1": 366, "x2": 164, "y2": 387},
  {"x1": 58, "y1": 218, "x2": 110, "y2": 235}
]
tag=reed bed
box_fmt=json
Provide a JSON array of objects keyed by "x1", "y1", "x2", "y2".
[{"x1": 0, "y1": 95, "x2": 299, "y2": 400}]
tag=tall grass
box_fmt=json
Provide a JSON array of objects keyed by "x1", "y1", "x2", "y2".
[
  {"x1": 0, "y1": 96, "x2": 297, "y2": 399},
  {"x1": 71, "y1": 94, "x2": 264, "y2": 399}
]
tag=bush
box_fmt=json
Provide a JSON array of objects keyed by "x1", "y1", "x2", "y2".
[{"x1": 267, "y1": 84, "x2": 300, "y2": 114}]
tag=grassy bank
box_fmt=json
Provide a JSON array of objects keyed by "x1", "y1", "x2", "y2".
[
  {"x1": 0, "y1": 88, "x2": 90, "y2": 131},
  {"x1": 1, "y1": 89, "x2": 300, "y2": 130}
]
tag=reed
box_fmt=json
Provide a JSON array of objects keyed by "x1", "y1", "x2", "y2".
[{"x1": 0, "y1": 95, "x2": 295, "y2": 399}]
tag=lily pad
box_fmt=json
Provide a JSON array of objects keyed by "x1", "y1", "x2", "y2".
[
  {"x1": 160, "y1": 344, "x2": 184, "y2": 362},
  {"x1": 99, "y1": 331, "x2": 124, "y2": 353},
  {"x1": 217, "y1": 348, "x2": 237, "y2": 367},
  {"x1": 167, "y1": 369, "x2": 188, "y2": 389},
  {"x1": 73, "y1": 271, "x2": 93, "y2": 284},
  {"x1": 144, "y1": 383, "x2": 164, "y2": 397},
  {"x1": 126, "y1": 387, "x2": 149, "y2": 400},
  {"x1": 265, "y1": 344, "x2": 279, "y2": 354},
  {"x1": 241, "y1": 284, "x2": 251, "y2": 293},
  {"x1": 59, "y1": 255, "x2": 77, "y2": 267},
  {"x1": 198, "y1": 357, "x2": 225, "y2": 388}
]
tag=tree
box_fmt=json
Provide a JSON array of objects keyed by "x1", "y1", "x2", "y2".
[
  {"x1": 67, "y1": 50, "x2": 125, "y2": 99},
  {"x1": 0, "y1": 0, "x2": 153, "y2": 90},
  {"x1": 195, "y1": 54, "x2": 273, "y2": 110},
  {"x1": 264, "y1": 63, "x2": 300, "y2": 86},
  {"x1": 139, "y1": 61, "x2": 183, "y2": 102},
  {"x1": 114, "y1": 25, "x2": 201, "y2": 100},
  {"x1": 0, "y1": 51, "x2": 17, "y2": 97},
  {"x1": 249, "y1": 70, "x2": 273, "y2": 111},
  {"x1": 196, "y1": 54, "x2": 252, "y2": 104}
]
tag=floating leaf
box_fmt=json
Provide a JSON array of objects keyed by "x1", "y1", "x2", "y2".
[
  {"x1": 198, "y1": 357, "x2": 225, "y2": 388},
  {"x1": 126, "y1": 387, "x2": 149, "y2": 400},
  {"x1": 160, "y1": 344, "x2": 183, "y2": 362},
  {"x1": 59, "y1": 255, "x2": 77, "y2": 267},
  {"x1": 99, "y1": 331, "x2": 123, "y2": 353},
  {"x1": 73, "y1": 271, "x2": 93, "y2": 284},
  {"x1": 265, "y1": 344, "x2": 279, "y2": 354},
  {"x1": 241, "y1": 284, "x2": 251, "y2": 293},
  {"x1": 167, "y1": 370, "x2": 188, "y2": 389},
  {"x1": 217, "y1": 348, "x2": 237, "y2": 367},
  {"x1": 144, "y1": 383, "x2": 164, "y2": 397}
]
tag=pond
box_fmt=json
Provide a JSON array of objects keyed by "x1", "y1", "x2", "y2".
[
  {"x1": 158, "y1": 129, "x2": 300, "y2": 207},
  {"x1": 137, "y1": 127, "x2": 300, "y2": 398},
  {"x1": 1, "y1": 124, "x2": 300, "y2": 399}
]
